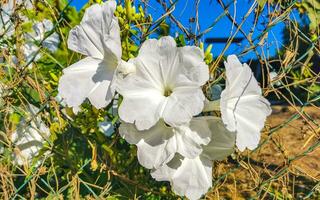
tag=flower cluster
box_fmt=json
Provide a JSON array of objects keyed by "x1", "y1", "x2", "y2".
[{"x1": 58, "y1": 1, "x2": 271, "y2": 199}]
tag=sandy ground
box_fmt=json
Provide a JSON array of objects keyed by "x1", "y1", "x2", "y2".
[{"x1": 207, "y1": 106, "x2": 320, "y2": 199}]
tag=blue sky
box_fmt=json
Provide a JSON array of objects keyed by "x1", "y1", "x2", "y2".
[{"x1": 69, "y1": 0, "x2": 286, "y2": 60}]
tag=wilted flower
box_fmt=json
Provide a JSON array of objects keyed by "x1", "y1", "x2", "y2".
[
  {"x1": 116, "y1": 36, "x2": 209, "y2": 130},
  {"x1": 151, "y1": 117, "x2": 235, "y2": 200},
  {"x1": 220, "y1": 55, "x2": 272, "y2": 151},
  {"x1": 58, "y1": 1, "x2": 123, "y2": 111}
]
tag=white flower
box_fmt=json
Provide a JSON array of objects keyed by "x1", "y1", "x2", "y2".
[
  {"x1": 0, "y1": 1, "x2": 59, "y2": 67},
  {"x1": 29, "y1": 19, "x2": 60, "y2": 52},
  {"x1": 23, "y1": 42, "x2": 42, "y2": 63},
  {"x1": 153, "y1": 155, "x2": 212, "y2": 200},
  {"x1": 0, "y1": 0, "x2": 33, "y2": 37},
  {"x1": 58, "y1": 1, "x2": 122, "y2": 110},
  {"x1": 0, "y1": 1, "x2": 15, "y2": 37},
  {"x1": 11, "y1": 104, "x2": 50, "y2": 165},
  {"x1": 220, "y1": 55, "x2": 272, "y2": 151},
  {"x1": 151, "y1": 117, "x2": 236, "y2": 200},
  {"x1": 119, "y1": 118, "x2": 211, "y2": 169},
  {"x1": 116, "y1": 36, "x2": 209, "y2": 130},
  {"x1": 23, "y1": 19, "x2": 60, "y2": 63}
]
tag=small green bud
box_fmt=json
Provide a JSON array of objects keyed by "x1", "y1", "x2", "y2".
[
  {"x1": 207, "y1": 53, "x2": 213, "y2": 62},
  {"x1": 118, "y1": 17, "x2": 124, "y2": 25},
  {"x1": 138, "y1": 6, "x2": 145, "y2": 17},
  {"x1": 135, "y1": 13, "x2": 141, "y2": 19},
  {"x1": 116, "y1": 5, "x2": 124, "y2": 13},
  {"x1": 205, "y1": 44, "x2": 213, "y2": 57},
  {"x1": 311, "y1": 34, "x2": 317, "y2": 42},
  {"x1": 199, "y1": 42, "x2": 204, "y2": 50},
  {"x1": 131, "y1": 7, "x2": 136, "y2": 14},
  {"x1": 125, "y1": 0, "x2": 132, "y2": 20}
]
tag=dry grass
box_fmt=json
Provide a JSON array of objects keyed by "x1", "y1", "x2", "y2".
[{"x1": 208, "y1": 106, "x2": 320, "y2": 199}]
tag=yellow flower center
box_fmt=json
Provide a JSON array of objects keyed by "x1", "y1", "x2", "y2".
[{"x1": 164, "y1": 87, "x2": 172, "y2": 97}]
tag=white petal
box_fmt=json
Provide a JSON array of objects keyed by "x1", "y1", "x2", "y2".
[
  {"x1": 116, "y1": 36, "x2": 209, "y2": 129},
  {"x1": 119, "y1": 118, "x2": 211, "y2": 168},
  {"x1": 0, "y1": 2, "x2": 14, "y2": 37},
  {"x1": 67, "y1": 1, "x2": 121, "y2": 60},
  {"x1": 175, "y1": 46, "x2": 209, "y2": 86},
  {"x1": 223, "y1": 55, "x2": 261, "y2": 98},
  {"x1": 116, "y1": 58, "x2": 165, "y2": 130},
  {"x1": 58, "y1": 57, "x2": 115, "y2": 109},
  {"x1": 12, "y1": 104, "x2": 50, "y2": 165},
  {"x1": 221, "y1": 55, "x2": 272, "y2": 151},
  {"x1": 199, "y1": 117, "x2": 236, "y2": 161},
  {"x1": 119, "y1": 121, "x2": 175, "y2": 169},
  {"x1": 152, "y1": 155, "x2": 212, "y2": 200},
  {"x1": 136, "y1": 36, "x2": 177, "y2": 85},
  {"x1": 118, "y1": 94, "x2": 164, "y2": 130},
  {"x1": 43, "y1": 32, "x2": 60, "y2": 52},
  {"x1": 32, "y1": 21, "x2": 47, "y2": 41},
  {"x1": 23, "y1": 42, "x2": 41, "y2": 63},
  {"x1": 173, "y1": 125, "x2": 209, "y2": 159},
  {"x1": 116, "y1": 60, "x2": 136, "y2": 77},
  {"x1": 232, "y1": 96, "x2": 271, "y2": 151},
  {"x1": 161, "y1": 88, "x2": 205, "y2": 127}
]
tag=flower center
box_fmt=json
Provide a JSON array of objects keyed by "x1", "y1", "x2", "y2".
[{"x1": 164, "y1": 87, "x2": 172, "y2": 97}]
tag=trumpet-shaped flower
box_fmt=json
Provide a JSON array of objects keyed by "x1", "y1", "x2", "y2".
[
  {"x1": 116, "y1": 36, "x2": 209, "y2": 130},
  {"x1": 119, "y1": 118, "x2": 211, "y2": 169},
  {"x1": 220, "y1": 55, "x2": 272, "y2": 151},
  {"x1": 151, "y1": 117, "x2": 236, "y2": 200},
  {"x1": 58, "y1": 1, "x2": 122, "y2": 110}
]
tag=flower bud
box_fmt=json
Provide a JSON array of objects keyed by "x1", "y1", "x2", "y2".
[{"x1": 205, "y1": 44, "x2": 212, "y2": 57}]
